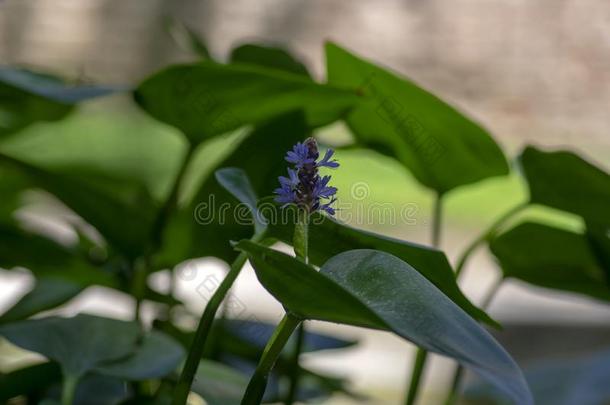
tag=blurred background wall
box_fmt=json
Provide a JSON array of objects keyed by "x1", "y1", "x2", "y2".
[{"x1": 1, "y1": 0, "x2": 609, "y2": 151}]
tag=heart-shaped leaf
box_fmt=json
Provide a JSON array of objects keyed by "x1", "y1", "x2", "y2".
[
  {"x1": 326, "y1": 42, "x2": 508, "y2": 193},
  {"x1": 490, "y1": 222, "x2": 610, "y2": 301},
  {"x1": 230, "y1": 44, "x2": 311, "y2": 77},
  {"x1": 267, "y1": 212, "x2": 495, "y2": 326},
  {"x1": 0, "y1": 314, "x2": 140, "y2": 379},
  {"x1": 236, "y1": 241, "x2": 532, "y2": 405},
  {"x1": 95, "y1": 331, "x2": 184, "y2": 380},
  {"x1": 134, "y1": 62, "x2": 359, "y2": 144},
  {"x1": 519, "y1": 146, "x2": 610, "y2": 225}
]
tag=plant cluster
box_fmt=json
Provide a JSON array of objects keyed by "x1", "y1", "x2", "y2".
[{"x1": 0, "y1": 21, "x2": 609, "y2": 405}]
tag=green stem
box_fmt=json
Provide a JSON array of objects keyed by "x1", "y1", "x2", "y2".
[
  {"x1": 172, "y1": 238, "x2": 261, "y2": 405},
  {"x1": 61, "y1": 375, "x2": 78, "y2": 405},
  {"x1": 454, "y1": 202, "x2": 527, "y2": 278},
  {"x1": 133, "y1": 142, "x2": 196, "y2": 322},
  {"x1": 444, "y1": 277, "x2": 504, "y2": 405},
  {"x1": 443, "y1": 202, "x2": 527, "y2": 405},
  {"x1": 405, "y1": 193, "x2": 443, "y2": 405},
  {"x1": 241, "y1": 314, "x2": 302, "y2": 405},
  {"x1": 285, "y1": 209, "x2": 309, "y2": 404}
]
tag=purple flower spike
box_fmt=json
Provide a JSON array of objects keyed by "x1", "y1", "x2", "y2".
[{"x1": 274, "y1": 137, "x2": 340, "y2": 215}]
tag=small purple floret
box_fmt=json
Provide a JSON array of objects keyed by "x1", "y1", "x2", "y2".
[{"x1": 274, "y1": 137, "x2": 339, "y2": 215}]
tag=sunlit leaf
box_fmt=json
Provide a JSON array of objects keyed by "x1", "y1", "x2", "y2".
[
  {"x1": 237, "y1": 241, "x2": 532, "y2": 405},
  {"x1": 326, "y1": 42, "x2": 508, "y2": 193}
]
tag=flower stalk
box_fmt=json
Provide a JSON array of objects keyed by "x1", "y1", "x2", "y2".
[{"x1": 241, "y1": 137, "x2": 339, "y2": 405}]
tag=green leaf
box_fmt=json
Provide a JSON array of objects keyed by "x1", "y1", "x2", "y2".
[
  {"x1": 267, "y1": 212, "x2": 495, "y2": 326},
  {"x1": 325, "y1": 42, "x2": 509, "y2": 193},
  {"x1": 190, "y1": 360, "x2": 248, "y2": 405},
  {"x1": 0, "y1": 278, "x2": 83, "y2": 324},
  {"x1": 0, "y1": 154, "x2": 157, "y2": 258},
  {"x1": 230, "y1": 44, "x2": 310, "y2": 77},
  {"x1": 0, "y1": 362, "x2": 61, "y2": 402},
  {"x1": 236, "y1": 241, "x2": 532, "y2": 405},
  {"x1": 95, "y1": 331, "x2": 184, "y2": 380},
  {"x1": 0, "y1": 314, "x2": 140, "y2": 379},
  {"x1": 490, "y1": 222, "x2": 610, "y2": 301},
  {"x1": 520, "y1": 146, "x2": 610, "y2": 224},
  {"x1": 134, "y1": 62, "x2": 358, "y2": 144},
  {"x1": 215, "y1": 167, "x2": 266, "y2": 235},
  {"x1": 0, "y1": 67, "x2": 120, "y2": 137}
]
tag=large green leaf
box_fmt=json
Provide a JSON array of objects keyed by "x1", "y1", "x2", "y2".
[
  {"x1": 0, "y1": 153, "x2": 157, "y2": 258},
  {"x1": 519, "y1": 146, "x2": 610, "y2": 224},
  {"x1": 0, "y1": 67, "x2": 119, "y2": 137},
  {"x1": 490, "y1": 222, "x2": 610, "y2": 301},
  {"x1": 325, "y1": 42, "x2": 509, "y2": 193},
  {"x1": 236, "y1": 241, "x2": 532, "y2": 404},
  {"x1": 95, "y1": 331, "x2": 184, "y2": 380},
  {"x1": 267, "y1": 212, "x2": 495, "y2": 326},
  {"x1": 0, "y1": 278, "x2": 83, "y2": 324},
  {"x1": 134, "y1": 62, "x2": 358, "y2": 143},
  {"x1": 230, "y1": 44, "x2": 311, "y2": 77},
  {"x1": 0, "y1": 314, "x2": 140, "y2": 379}
]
